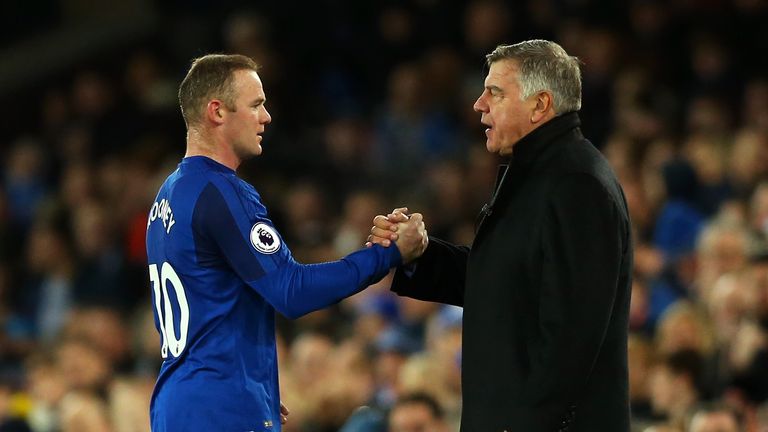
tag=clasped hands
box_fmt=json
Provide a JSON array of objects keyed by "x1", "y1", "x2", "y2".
[{"x1": 365, "y1": 207, "x2": 428, "y2": 264}]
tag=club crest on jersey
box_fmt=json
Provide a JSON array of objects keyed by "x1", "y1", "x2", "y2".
[{"x1": 250, "y1": 223, "x2": 280, "y2": 254}]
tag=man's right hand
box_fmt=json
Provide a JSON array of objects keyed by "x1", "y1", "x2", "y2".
[{"x1": 366, "y1": 207, "x2": 428, "y2": 264}]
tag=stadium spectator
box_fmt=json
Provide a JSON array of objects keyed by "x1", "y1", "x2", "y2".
[
  {"x1": 388, "y1": 392, "x2": 449, "y2": 432},
  {"x1": 649, "y1": 349, "x2": 704, "y2": 429},
  {"x1": 687, "y1": 403, "x2": 742, "y2": 432}
]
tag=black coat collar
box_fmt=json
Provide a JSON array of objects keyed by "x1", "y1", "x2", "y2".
[
  {"x1": 509, "y1": 111, "x2": 582, "y2": 169},
  {"x1": 476, "y1": 112, "x2": 583, "y2": 235}
]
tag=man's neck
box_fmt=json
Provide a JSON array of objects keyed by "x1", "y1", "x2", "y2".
[{"x1": 185, "y1": 127, "x2": 240, "y2": 171}]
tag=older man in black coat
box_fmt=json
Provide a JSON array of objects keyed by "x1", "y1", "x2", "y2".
[{"x1": 369, "y1": 40, "x2": 633, "y2": 432}]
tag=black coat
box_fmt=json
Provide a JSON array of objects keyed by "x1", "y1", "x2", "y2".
[{"x1": 391, "y1": 112, "x2": 633, "y2": 432}]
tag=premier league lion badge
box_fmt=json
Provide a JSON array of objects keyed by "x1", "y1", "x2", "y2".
[{"x1": 250, "y1": 222, "x2": 281, "y2": 254}]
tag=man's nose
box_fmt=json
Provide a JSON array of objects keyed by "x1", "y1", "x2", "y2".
[{"x1": 473, "y1": 96, "x2": 486, "y2": 113}]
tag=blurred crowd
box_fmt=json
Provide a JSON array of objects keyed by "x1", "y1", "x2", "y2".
[{"x1": 1, "y1": 0, "x2": 768, "y2": 431}]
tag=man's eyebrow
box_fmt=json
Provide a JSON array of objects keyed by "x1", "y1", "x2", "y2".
[
  {"x1": 486, "y1": 85, "x2": 503, "y2": 93},
  {"x1": 251, "y1": 97, "x2": 266, "y2": 105}
]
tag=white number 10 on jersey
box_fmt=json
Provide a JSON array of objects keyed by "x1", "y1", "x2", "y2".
[{"x1": 149, "y1": 263, "x2": 190, "y2": 359}]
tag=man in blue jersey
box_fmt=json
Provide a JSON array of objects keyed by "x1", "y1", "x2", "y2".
[{"x1": 145, "y1": 54, "x2": 415, "y2": 432}]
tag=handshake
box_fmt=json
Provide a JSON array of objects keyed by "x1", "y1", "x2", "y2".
[{"x1": 364, "y1": 207, "x2": 429, "y2": 264}]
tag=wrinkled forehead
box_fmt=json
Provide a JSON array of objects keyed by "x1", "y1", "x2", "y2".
[{"x1": 485, "y1": 59, "x2": 520, "y2": 86}]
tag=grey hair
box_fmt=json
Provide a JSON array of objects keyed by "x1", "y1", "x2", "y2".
[{"x1": 486, "y1": 40, "x2": 582, "y2": 114}]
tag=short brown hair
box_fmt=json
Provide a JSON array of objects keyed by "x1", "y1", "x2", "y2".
[{"x1": 178, "y1": 54, "x2": 259, "y2": 128}]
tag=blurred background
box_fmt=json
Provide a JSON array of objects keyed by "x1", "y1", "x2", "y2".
[{"x1": 1, "y1": 0, "x2": 767, "y2": 431}]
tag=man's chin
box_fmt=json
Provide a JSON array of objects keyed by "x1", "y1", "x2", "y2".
[
  {"x1": 235, "y1": 144, "x2": 262, "y2": 161},
  {"x1": 488, "y1": 139, "x2": 515, "y2": 157}
]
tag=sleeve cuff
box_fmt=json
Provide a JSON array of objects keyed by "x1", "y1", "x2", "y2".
[{"x1": 388, "y1": 242, "x2": 403, "y2": 267}]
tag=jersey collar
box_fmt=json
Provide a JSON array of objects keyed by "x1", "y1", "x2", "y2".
[{"x1": 181, "y1": 156, "x2": 236, "y2": 174}]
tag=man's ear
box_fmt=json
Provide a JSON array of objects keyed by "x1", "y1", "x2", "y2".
[
  {"x1": 530, "y1": 91, "x2": 554, "y2": 123},
  {"x1": 205, "y1": 100, "x2": 225, "y2": 125}
]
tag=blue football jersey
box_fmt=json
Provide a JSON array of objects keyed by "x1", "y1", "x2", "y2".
[{"x1": 145, "y1": 156, "x2": 400, "y2": 432}]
